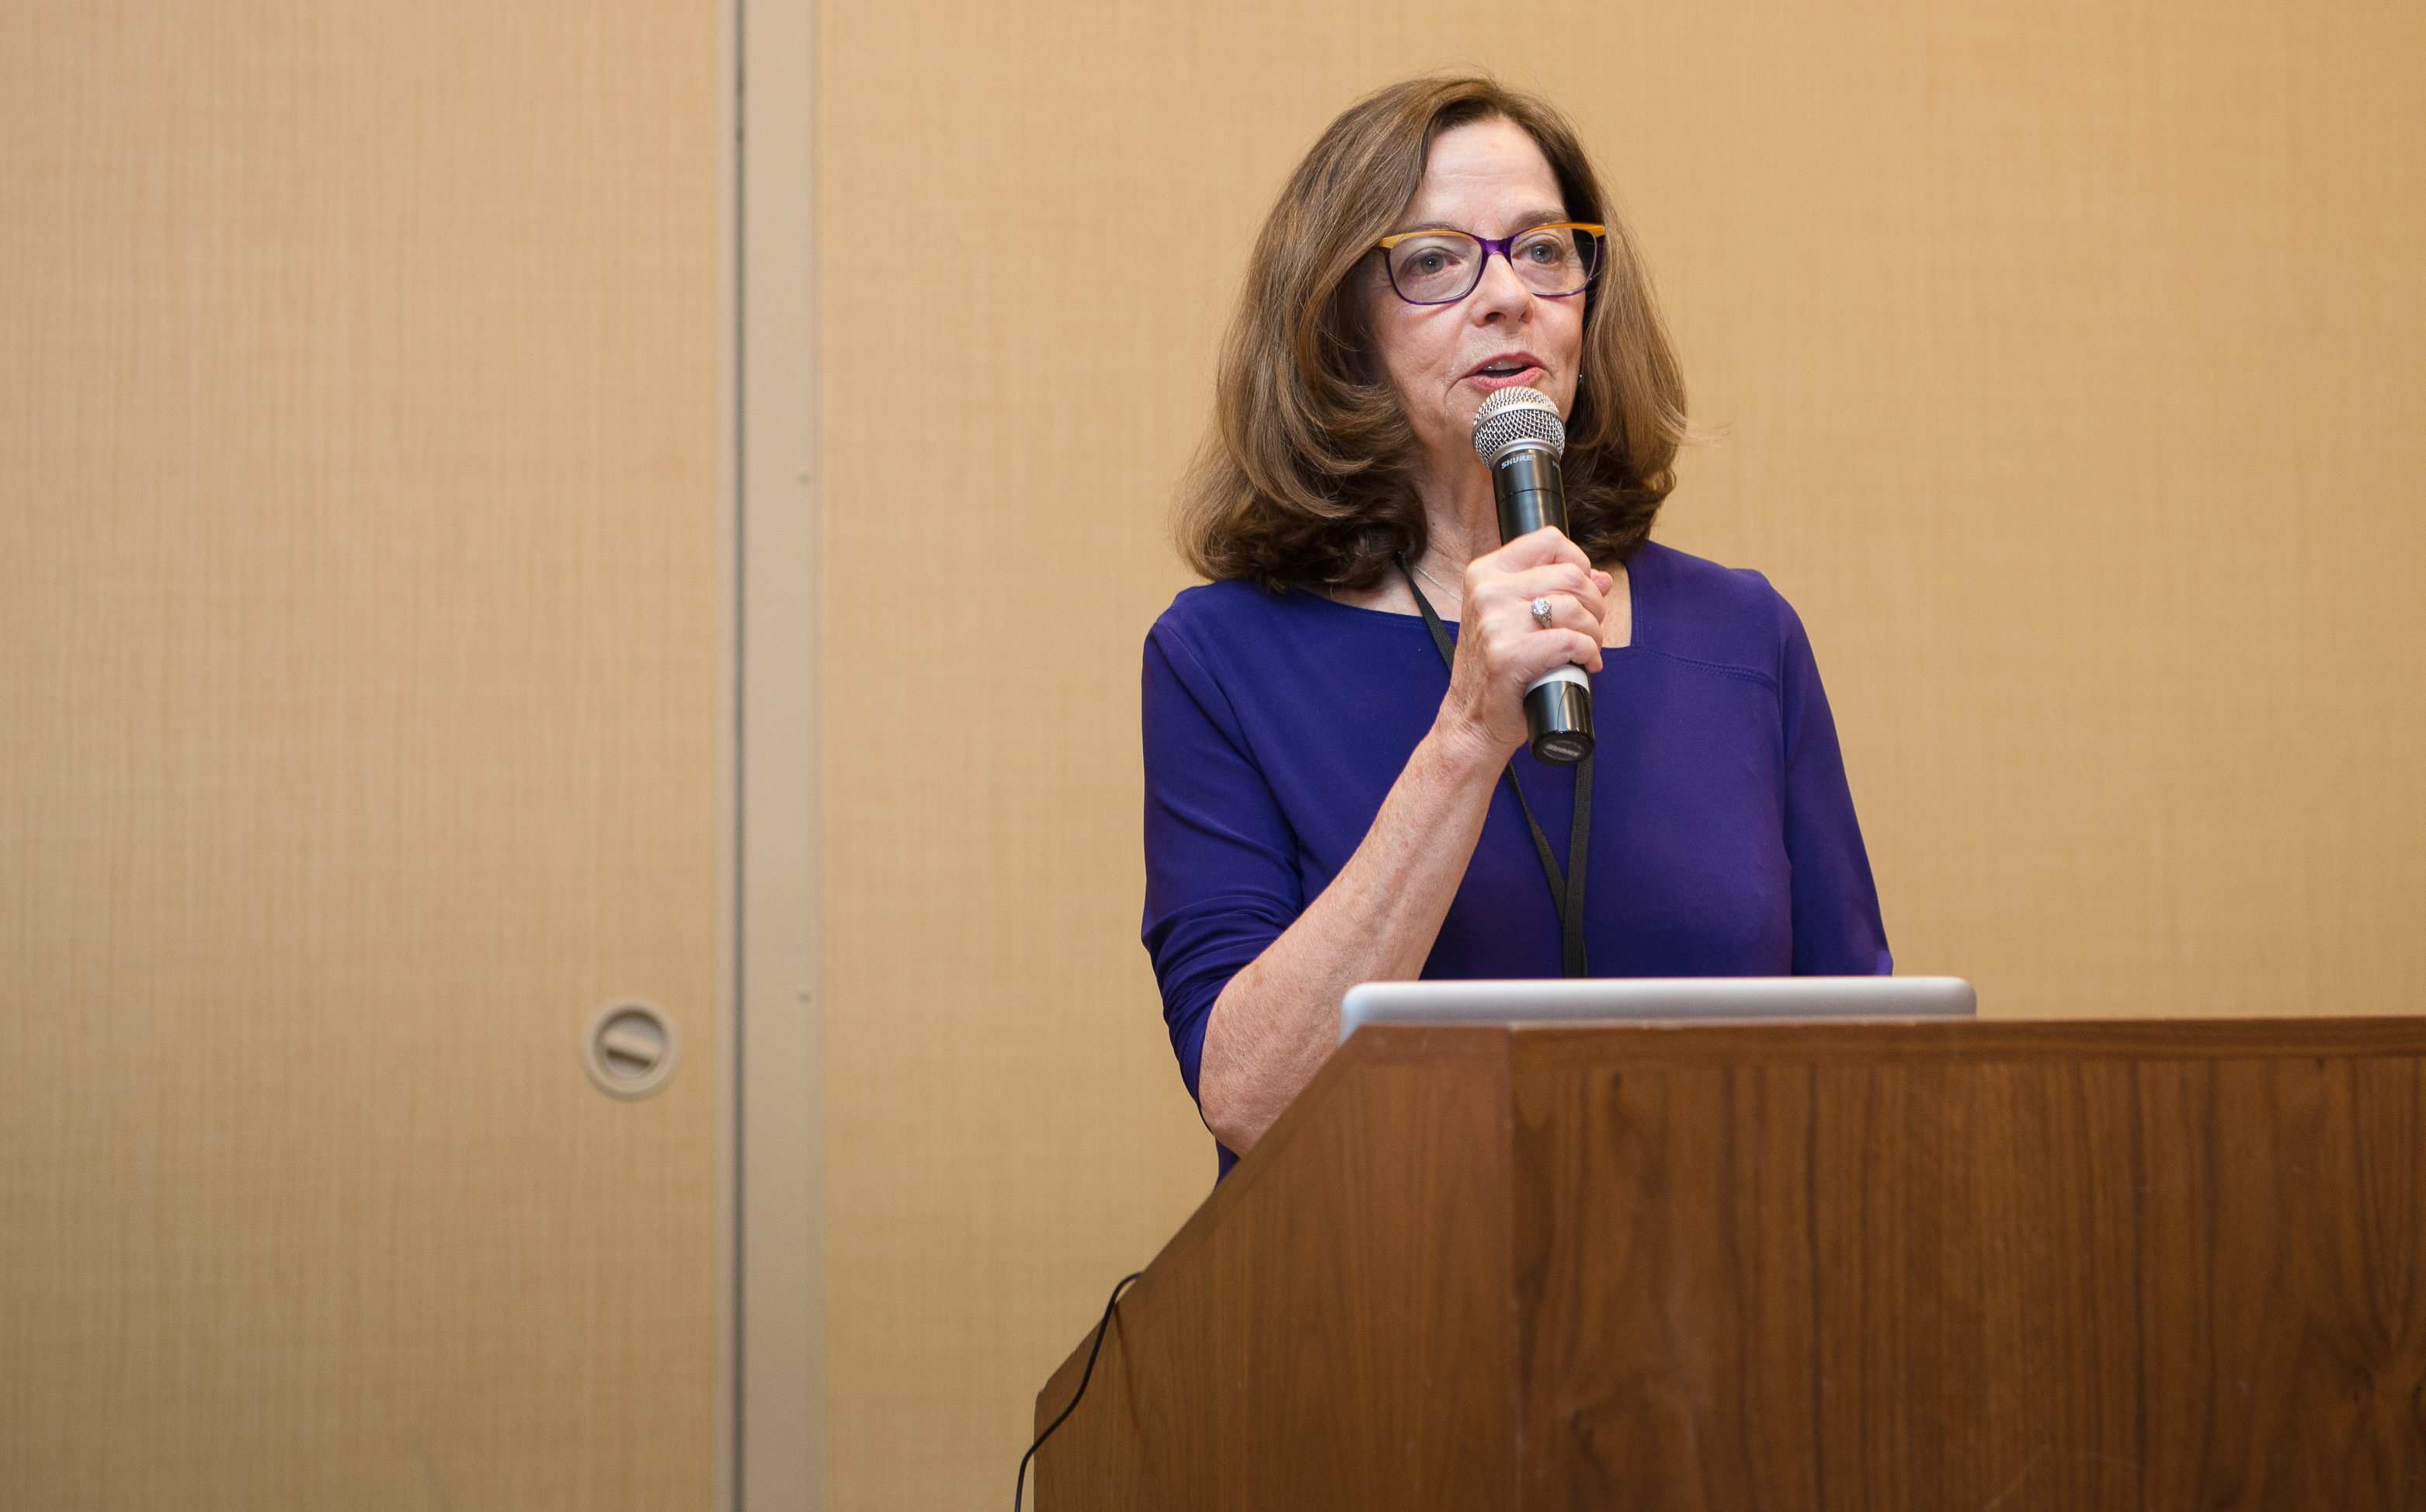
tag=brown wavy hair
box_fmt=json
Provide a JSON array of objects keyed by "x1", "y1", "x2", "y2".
[{"x1": 1175, "y1": 76, "x2": 1691, "y2": 591}]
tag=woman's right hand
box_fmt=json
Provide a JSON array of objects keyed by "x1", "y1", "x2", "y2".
[{"x1": 1434, "y1": 527, "x2": 1611, "y2": 759}]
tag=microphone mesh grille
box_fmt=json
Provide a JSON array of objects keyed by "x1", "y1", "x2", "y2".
[{"x1": 1471, "y1": 387, "x2": 1567, "y2": 464}]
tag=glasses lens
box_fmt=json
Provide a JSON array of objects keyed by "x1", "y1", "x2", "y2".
[
  {"x1": 1385, "y1": 233, "x2": 1482, "y2": 303},
  {"x1": 1507, "y1": 226, "x2": 1598, "y2": 297}
]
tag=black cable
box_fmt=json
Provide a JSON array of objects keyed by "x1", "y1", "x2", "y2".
[{"x1": 1014, "y1": 1270, "x2": 1144, "y2": 1512}]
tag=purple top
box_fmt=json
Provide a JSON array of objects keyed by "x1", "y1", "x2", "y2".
[{"x1": 1142, "y1": 540, "x2": 1891, "y2": 1175}]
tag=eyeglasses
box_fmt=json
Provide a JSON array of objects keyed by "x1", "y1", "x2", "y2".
[{"x1": 1373, "y1": 222, "x2": 1606, "y2": 306}]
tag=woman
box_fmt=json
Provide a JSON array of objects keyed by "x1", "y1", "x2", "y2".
[{"x1": 1144, "y1": 77, "x2": 1889, "y2": 1176}]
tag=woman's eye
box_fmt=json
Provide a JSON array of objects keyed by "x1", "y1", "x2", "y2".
[{"x1": 1395, "y1": 239, "x2": 1470, "y2": 271}]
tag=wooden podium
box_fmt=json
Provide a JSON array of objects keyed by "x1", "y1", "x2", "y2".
[{"x1": 1035, "y1": 1017, "x2": 2426, "y2": 1508}]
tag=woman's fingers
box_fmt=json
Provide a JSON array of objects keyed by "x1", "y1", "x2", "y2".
[
  {"x1": 1496, "y1": 564, "x2": 1607, "y2": 628},
  {"x1": 1469, "y1": 557, "x2": 1607, "y2": 651},
  {"x1": 1473, "y1": 580, "x2": 1605, "y2": 673},
  {"x1": 1521, "y1": 617, "x2": 1605, "y2": 674},
  {"x1": 1527, "y1": 594, "x2": 1605, "y2": 655},
  {"x1": 1466, "y1": 530, "x2": 1598, "y2": 589},
  {"x1": 1484, "y1": 525, "x2": 1594, "y2": 572}
]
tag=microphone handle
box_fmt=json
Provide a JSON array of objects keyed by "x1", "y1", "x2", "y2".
[{"x1": 1492, "y1": 444, "x2": 1594, "y2": 765}]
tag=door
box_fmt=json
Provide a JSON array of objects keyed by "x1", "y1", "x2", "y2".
[{"x1": 1, "y1": 5, "x2": 722, "y2": 1507}]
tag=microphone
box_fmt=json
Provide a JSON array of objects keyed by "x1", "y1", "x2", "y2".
[{"x1": 1472, "y1": 387, "x2": 1593, "y2": 765}]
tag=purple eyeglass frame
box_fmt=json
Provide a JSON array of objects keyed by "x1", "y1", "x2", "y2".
[{"x1": 1372, "y1": 222, "x2": 1608, "y2": 306}]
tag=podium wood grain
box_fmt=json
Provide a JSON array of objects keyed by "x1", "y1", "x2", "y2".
[{"x1": 1037, "y1": 1018, "x2": 2426, "y2": 1510}]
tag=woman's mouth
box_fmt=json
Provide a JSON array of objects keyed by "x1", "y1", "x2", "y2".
[{"x1": 1465, "y1": 355, "x2": 1545, "y2": 389}]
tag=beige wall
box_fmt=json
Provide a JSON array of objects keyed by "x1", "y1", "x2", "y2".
[
  {"x1": 6, "y1": 0, "x2": 2419, "y2": 1507},
  {"x1": 815, "y1": 0, "x2": 2426, "y2": 1507},
  {"x1": 1, "y1": 2, "x2": 721, "y2": 1507}
]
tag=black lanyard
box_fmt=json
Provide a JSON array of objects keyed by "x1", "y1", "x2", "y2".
[{"x1": 1395, "y1": 555, "x2": 1591, "y2": 977}]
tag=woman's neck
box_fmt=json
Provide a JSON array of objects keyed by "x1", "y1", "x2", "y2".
[
  {"x1": 1406, "y1": 453, "x2": 1500, "y2": 582},
  {"x1": 1326, "y1": 454, "x2": 1500, "y2": 614}
]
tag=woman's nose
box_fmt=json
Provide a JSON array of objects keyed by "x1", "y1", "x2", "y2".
[{"x1": 1468, "y1": 249, "x2": 1533, "y2": 314}]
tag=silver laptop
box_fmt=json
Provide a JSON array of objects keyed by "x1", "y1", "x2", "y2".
[{"x1": 1338, "y1": 976, "x2": 1975, "y2": 1044}]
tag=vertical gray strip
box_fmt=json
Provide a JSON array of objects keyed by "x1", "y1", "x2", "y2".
[
  {"x1": 733, "y1": 0, "x2": 824, "y2": 1507},
  {"x1": 728, "y1": 0, "x2": 747, "y2": 1486},
  {"x1": 717, "y1": 0, "x2": 745, "y2": 1503}
]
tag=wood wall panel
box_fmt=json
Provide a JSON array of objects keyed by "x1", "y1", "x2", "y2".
[
  {"x1": 0, "y1": 2, "x2": 720, "y2": 1507},
  {"x1": 815, "y1": 1, "x2": 2424, "y2": 1504}
]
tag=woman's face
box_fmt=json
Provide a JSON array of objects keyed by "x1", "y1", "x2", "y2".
[{"x1": 1367, "y1": 117, "x2": 1587, "y2": 487}]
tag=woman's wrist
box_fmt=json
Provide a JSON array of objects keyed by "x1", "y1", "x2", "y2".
[{"x1": 1422, "y1": 706, "x2": 1516, "y2": 784}]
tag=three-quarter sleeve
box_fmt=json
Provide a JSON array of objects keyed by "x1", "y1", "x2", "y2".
[
  {"x1": 1139, "y1": 623, "x2": 1306, "y2": 1107},
  {"x1": 1774, "y1": 594, "x2": 1894, "y2": 975}
]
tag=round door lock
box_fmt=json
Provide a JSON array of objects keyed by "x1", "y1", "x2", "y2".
[{"x1": 583, "y1": 999, "x2": 679, "y2": 1100}]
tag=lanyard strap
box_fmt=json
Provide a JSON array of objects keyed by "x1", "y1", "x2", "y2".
[{"x1": 1395, "y1": 555, "x2": 1591, "y2": 977}]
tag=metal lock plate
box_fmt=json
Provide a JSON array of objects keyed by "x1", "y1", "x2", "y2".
[{"x1": 583, "y1": 999, "x2": 679, "y2": 1099}]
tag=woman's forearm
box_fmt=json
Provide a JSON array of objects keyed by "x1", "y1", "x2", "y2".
[
  {"x1": 1195, "y1": 714, "x2": 1507, "y2": 1152},
  {"x1": 1195, "y1": 533, "x2": 1612, "y2": 1156}
]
